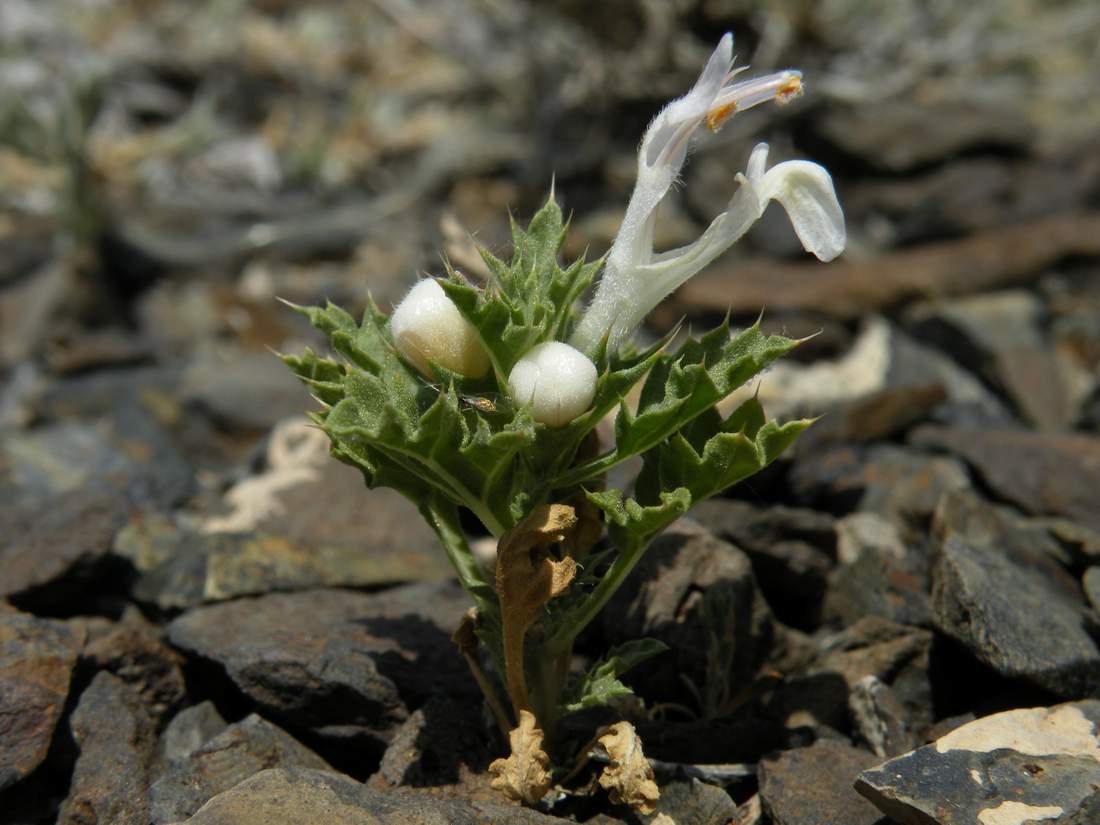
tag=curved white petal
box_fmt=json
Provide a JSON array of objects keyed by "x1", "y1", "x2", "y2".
[{"x1": 755, "y1": 160, "x2": 846, "y2": 262}]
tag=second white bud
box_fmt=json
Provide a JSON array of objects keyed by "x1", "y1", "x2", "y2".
[{"x1": 508, "y1": 341, "x2": 597, "y2": 428}]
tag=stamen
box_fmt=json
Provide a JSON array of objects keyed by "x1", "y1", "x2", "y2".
[{"x1": 706, "y1": 101, "x2": 738, "y2": 132}]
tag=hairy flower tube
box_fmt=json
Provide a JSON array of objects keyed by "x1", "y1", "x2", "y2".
[
  {"x1": 570, "y1": 33, "x2": 846, "y2": 356},
  {"x1": 508, "y1": 341, "x2": 598, "y2": 427},
  {"x1": 390, "y1": 278, "x2": 490, "y2": 379}
]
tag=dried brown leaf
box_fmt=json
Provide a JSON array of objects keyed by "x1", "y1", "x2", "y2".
[
  {"x1": 496, "y1": 504, "x2": 579, "y2": 712},
  {"x1": 597, "y1": 721, "x2": 660, "y2": 814},
  {"x1": 488, "y1": 709, "x2": 553, "y2": 806}
]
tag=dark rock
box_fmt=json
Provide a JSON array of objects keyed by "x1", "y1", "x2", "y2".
[
  {"x1": 824, "y1": 512, "x2": 932, "y2": 627},
  {"x1": 0, "y1": 608, "x2": 82, "y2": 791},
  {"x1": 781, "y1": 617, "x2": 934, "y2": 736},
  {"x1": 57, "y1": 672, "x2": 157, "y2": 825},
  {"x1": 758, "y1": 740, "x2": 885, "y2": 825},
  {"x1": 911, "y1": 426, "x2": 1100, "y2": 531},
  {"x1": 603, "y1": 520, "x2": 773, "y2": 709},
  {"x1": 150, "y1": 713, "x2": 332, "y2": 824},
  {"x1": 906, "y1": 290, "x2": 1078, "y2": 430},
  {"x1": 175, "y1": 766, "x2": 570, "y2": 824},
  {"x1": 160, "y1": 701, "x2": 228, "y2": 763},
  {"x1": 0, "y1": 487, "x2": 130, "y2": 607},
  {"x1": 72, "y1": 606, "x2": 187, "y2": 725},
  {"x1": 1085, "y1": 568, "x2": 1100, "y2": 614},
  {"x1": 636, "y1": 714, "x2": 802, "y2": 766},
  {"x1": 646, "y1": 778, "x2": 738, "y2": 825},
  {"x1": 181, "y1": 349, "x2": 311, "y2": 431},
  {"x1": 166, "y1": 583, "x2": 474, "y2": 749},
  {"x1": 856, "y1": 701, "x2": 1100, "y2": 825},
  {"x1": 369, "y1": 696, "x2": 492, "y2": 792},
  {"x1": 932, "y1": 532, "x2": 1100, "y2": 697},
  {"x1": 693, "y1": 499, "x2": 835, "y2": 630},
  {"x1": 818, "y1": 100, "x2": 1032, "y2": 172},
  {"x1": 849, "y1": 675, "x2": 916, "y2": 758},
  {"x1": 0, "y1": 402, "x2": 193, "y2": 511},
  {"x1": 790, "y1": 444, "x2": 970, "y2": 528}
]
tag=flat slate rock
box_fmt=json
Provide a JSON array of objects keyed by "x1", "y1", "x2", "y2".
[
  {"x1": 912, "y1": 426, "x2": 1100, "y2": 532},
  {"x1": 160, "y1": 701, "x2": 228, "y2": 763},
  {"x1": 57, "y1": 671, "x2": 157, "y2": 825},
  {"x1": 0, "y1": 607, "x2": 82, "y2": 790},
  {"x1": 176, "y1": 766, "x2": 570, "y2": 824},
  {"x1": 150, "y1": 713, "x2": 332, "y2": 824},
  {"x1": 759, "y1": 740, "x2": 886, "y2": 825},
  {"x1": 166, "y1": 582, "x2": 473, "y2": 748},
  {"x1": 932, "y1": 533, "x2": 1100, "y2": 698},
  {"x1": 856, "y1": 701, "x2": 1100, "y2": 825},
  {"x1": 603, "y1": 520, "x2": 773, "y2": 704}
]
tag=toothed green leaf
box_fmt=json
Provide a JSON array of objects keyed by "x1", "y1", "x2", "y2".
[{"x1": 560, "y1": 638, "x2": 669, "y2": 714}]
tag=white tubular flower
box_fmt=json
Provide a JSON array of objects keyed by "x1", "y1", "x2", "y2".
[
  {"x1": 390, "y1": 278, "x2": 490, "y2": 379},
  {"x1": 570, "y1": 33, "x2": 846, "y2": 356},
  {"x1": 508, "y1": 341, "x2": 597, "y2": 428}
]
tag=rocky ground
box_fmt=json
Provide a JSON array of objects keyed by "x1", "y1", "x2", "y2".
[{"x1": 3, "y1": 1, "x2": 1100, "y2": 824}]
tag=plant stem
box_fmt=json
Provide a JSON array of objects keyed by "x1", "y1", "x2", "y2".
[
  {"x1": 544, "y1": 535, "x2": 650, "y2": 655},
  {"x1": 419, "y1": 496, "x2": 497, "y2": 617}
]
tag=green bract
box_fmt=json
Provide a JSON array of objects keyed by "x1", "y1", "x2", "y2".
[{"x1": 282, "y1": 195, "x2": 810, "y2": 747}]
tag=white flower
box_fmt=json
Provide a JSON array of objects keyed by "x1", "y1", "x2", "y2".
[
  {"x1": 390, "y1": 278, "x2": 490, "y2": 379},
  {"x1": 508, "y1": 341, "x2": 597, "y2": 427},
  {"x1": 570, "y1": 33, "x2": 846, "y2": 356}
]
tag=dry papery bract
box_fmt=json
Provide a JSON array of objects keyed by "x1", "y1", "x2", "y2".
[
  {"x1": 596, "y1": 721, "x2": 661, "y2": 814},
  {"x1": 488, "y1": 709, "x2": 553, "y2": 806}
]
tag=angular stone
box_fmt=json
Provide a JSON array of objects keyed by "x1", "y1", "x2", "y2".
[
  {"x1": 166, "y1": 583, "x2": 474, "y2": 748},
  {"x1": 150, "y1": 714, "x2": 332, "y2": 824},
  {"x1": 176, "y1": 767, "x2": 571, "y2": 824},
  {"x1": 932, "y1": 533, "x2": 1100, "y2": 697},
  {"x1": 906, "y1": 290, "x2": 1079, "y2": 430},
  {"x1": 849, "y1": 675, "x2": 916, "y2": 759},
  {"x1": 911, "y1": 426, "x2": 1100, "y2": 531},
  {"x1": 57, "y1": 672, "x2": 157, "y2": 825},
  {"x1": 856, "y1": 701, "x2": 1100, "y2": 825},
  {"x1": 759, "y1": 740, "x2": 884, "y2": 825},
  {"x1": 72, "y1": 606, "x2": 187, "y2": 725},
  {"x1": 790, "y1": 444, "x2": 970, "y2": 528},
  {"x1": 370, "y1": 696, "x2": 492, "y2": 792},
  {"x1": 0, "y1": 608, "x2": 82, "y2": 790},
  {"x1": 603, "y1": 520, "x2": 773, "y2": 707},
  {"x1": 160, "y1": 702, "x2": 228, "y2": 763},
  {"x1": 824, "y1": 512, "x2": 931, "y2": 627},
  {"x1": 0, "y1": 487, "x2": 130, "y2": 605},
  {"x1": 693, "y1": 499, "x2": 835, "y2": 630},
  {"x1": 181, "y1": 349, "x2": 312, "y2": 431}
]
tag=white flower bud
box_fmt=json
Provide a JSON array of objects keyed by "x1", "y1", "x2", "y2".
[
  {"x1": 508, "y1": 342, "x2": 597, "y2": 428},
  {"x1": 390, "y1": 279, "x2": 490, "y2": 379}
]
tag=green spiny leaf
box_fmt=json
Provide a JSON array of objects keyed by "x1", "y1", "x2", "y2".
[{"x1": 560, "y1": 638, "x2": 669, "y2": 714}]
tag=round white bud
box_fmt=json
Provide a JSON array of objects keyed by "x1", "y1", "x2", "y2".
[
  {"x1": 390, "y1": 279, "x2": 490, "y2": 379},
  {"x1": 508, "y1": 341, "x2": 598, "y2": 428}
]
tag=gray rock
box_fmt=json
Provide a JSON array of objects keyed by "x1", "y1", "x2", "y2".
[
  {"x1": 161, "y1": 702, "x2": 228, "y2": 763},
  {"x1": 693, "y1": 499, "x2": 836, "y2": 630},
  {"x1": 856, "y1": 701, "x2": 1100, "y2": 825},
  {"x1": 166, "y1": 583, "x2": 474, "y2": 749},
  {"x1": 912, "y1": 426, "x2": 1100, "y2": 532},
  {"x1": 849, "y1": 675, "x2": 916, "y2": 758},
  {"x1": 1085, "y1": 568, "x2": 1100, "y2": 614},
  {"x1": 824, "y1": 512, "x2": 931, "y2": 627},
  {"x1": 370, "y1": 696, "x2": 491, "y2": 791},
  {"x1": 907, "y1": 290, "x2": 1078, "y2": 430},
  {"x1": 647, "y1": 778, "x2": 738, "y2": 825},
  {"x1": 57, "y1": 672, "x2": 157, "y2": 825},
  {"x1": 790, "y1": 444, "x2": 970, "y2": 529},
  {"x1": 71, "y1": 606, "x2": 187, "y2": 725},
  {"x1": 758, "y1": 740, "x2": 885, "y2": 825},
  {"x1": 778, "y1": 617, "x2": 934, "y2": 737},
  {"x1": 0, "y1": 607, "x2": 82, "y2": 791},
  {"x1": 603, "y1": 520, "x2": 773, "y2": 709},
  {"x1": 0, "y1": 487, "x2": 130, "y2": 605},
  {"x1": 181, "y1": 349, "x2": 311, "y2": 431},
  {"x1": 150, "y1": 714, "x2": 332, "y2": 824},
  {"x1": 933, "y1": 532, "x2": 1100, "y2": 697},
  {"x1": 175, "y1": 766, "x2": 570, "y2": 824}
]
